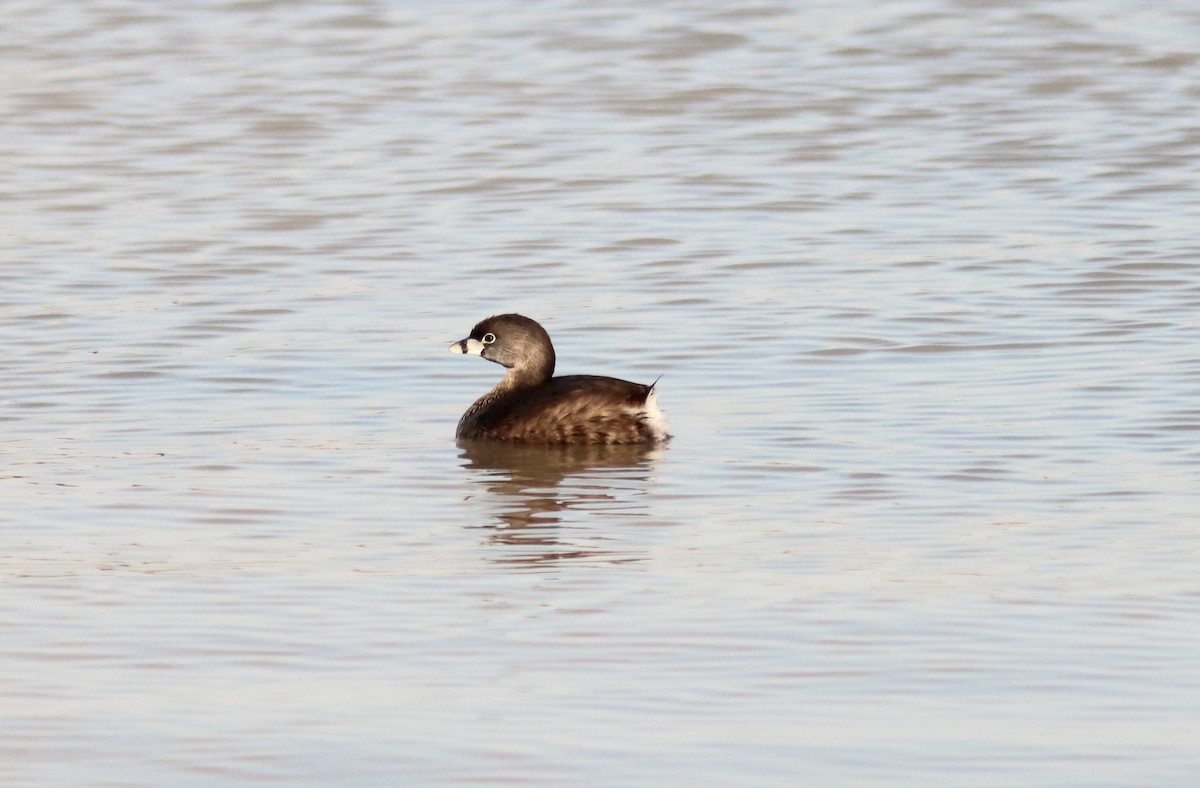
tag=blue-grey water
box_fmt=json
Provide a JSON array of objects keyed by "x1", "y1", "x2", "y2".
[{"x1": 3, "y1": 1, "x2": 1199, "y2": 785}]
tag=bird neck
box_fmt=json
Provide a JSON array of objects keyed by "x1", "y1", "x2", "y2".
[{"x1": 506, "y1": 346, "x2": 554, "y2": 389}]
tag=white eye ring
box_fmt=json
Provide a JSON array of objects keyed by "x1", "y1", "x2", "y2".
[{"x1": 481, "y1": 332, "x2": 496, "y2": 345}]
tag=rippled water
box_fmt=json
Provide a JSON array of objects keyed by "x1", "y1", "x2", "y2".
[{"x1": 3, "y1": 0, "x2": 1199, "y2": 784}]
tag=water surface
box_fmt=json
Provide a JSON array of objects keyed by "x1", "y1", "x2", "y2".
[{"x1": 3, "y1": 0, "x2": 1199, "y2": 785}]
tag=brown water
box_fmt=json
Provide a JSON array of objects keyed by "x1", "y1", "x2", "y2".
[{"x1": 3, "y1": 1, "x2": 1200, "y2": 784}]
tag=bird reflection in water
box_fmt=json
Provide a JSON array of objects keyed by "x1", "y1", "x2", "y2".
[{"x1": 457, "y1": 441, "x2": 664, "y2": 568}]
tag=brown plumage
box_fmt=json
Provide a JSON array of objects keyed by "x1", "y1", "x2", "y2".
[{"x1": 449, "y1": 314, "x2": 669, "y2": 445}]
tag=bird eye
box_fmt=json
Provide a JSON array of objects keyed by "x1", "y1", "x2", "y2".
[{"x1": 481, "y1": 333, "x2": 496, "y2": 344}]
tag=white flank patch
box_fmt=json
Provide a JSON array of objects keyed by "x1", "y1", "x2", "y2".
[{"x1": 642, "y1": 389, "x2": 670, "y2": 442}]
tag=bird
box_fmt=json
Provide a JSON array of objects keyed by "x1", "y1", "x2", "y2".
[{"x1": 449, "y1": 313, "x2": 669, "y2": 445}]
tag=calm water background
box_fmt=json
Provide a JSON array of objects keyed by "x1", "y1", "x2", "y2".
[{"x1": 3, "y1": 0, "x2": 1199, "y2": 784}]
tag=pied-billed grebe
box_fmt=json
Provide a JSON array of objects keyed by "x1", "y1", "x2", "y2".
[{"x1": 449, "y1": 314, "x2": 669, "y2": 445}]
